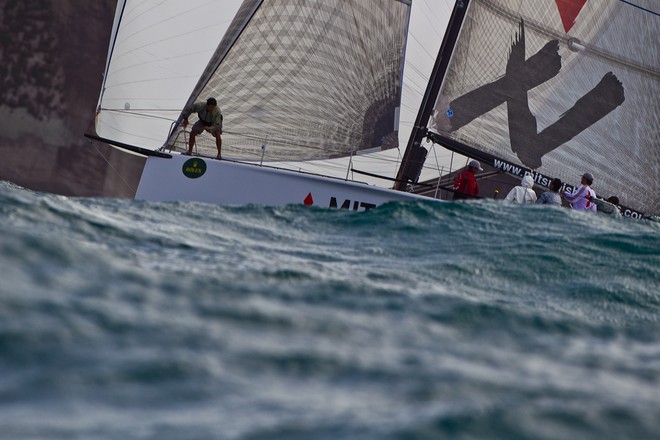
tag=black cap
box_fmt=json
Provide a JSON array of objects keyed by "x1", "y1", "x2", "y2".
[{"x1": 206, "y1": 98, "x2": 217, "y2": 106}]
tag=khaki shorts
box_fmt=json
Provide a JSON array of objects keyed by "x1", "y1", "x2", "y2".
[{"x1": 191, "y1": 120, "x2": 222, "y2": 135}]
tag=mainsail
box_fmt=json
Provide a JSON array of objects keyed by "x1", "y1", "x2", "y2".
[
  {"x1": 166, "y1": 0, "x2": 411, "y2": 162},
  {"x1": 404, "y1": 0, "x2": 659, "y2": 216}
]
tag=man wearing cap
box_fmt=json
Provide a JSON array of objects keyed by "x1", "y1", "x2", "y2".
[
  {"x1": 452, "y1": 159, "x2": 483, "y2": 200},
  {"x1": 562, "y1": 172, "x2": 597, "y2": 212},
  {"x1": 181, "y1": 98, "x2": 223, "y2": 159}
]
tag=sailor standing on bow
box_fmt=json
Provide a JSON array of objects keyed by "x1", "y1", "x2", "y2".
[{"x1": 181, "y1": 98, "x2": 223, "y2": 159}]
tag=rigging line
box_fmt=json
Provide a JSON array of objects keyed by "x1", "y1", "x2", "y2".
[
  {"x1": 347, "y1": 1, "x2": 377, "y2": 86},
  {"x1": 100, "y1": 108, "x2": 182, "y2": 112},
  {"x1": 88, "y1": 139, "x2": 138, "y2": 195},
  {"x1": 404, "y1": 61, "x2": 436, "y2": 83},
  {"x1": 618, "y1": 0, "x2": 660, "y2": 16},
  {"x1": 185, "y1": 1, "x2": 264, "y2": 106},
  {"x1": 408, "y1": 33, "x2": 438, "y2": 61},
  {"x1": 114, "y1": 0, "x2": 220, "y2": 50},
  {"x1": 213, "y1": 125, "x2": 377, "y2": 156},
  {"x1": 95, "y1": 118, "x2": 168, "y2": 145},
  {"x1": 416, "y1": 0, "x2": 450, "y2": 42},
  {"x1": 220, "y1": 131, "x2": 336, "y2": 153},
  {"x1": 99, "y1": 109, "x2": 179, "y2": 122},
  {"x1": 185, "y1": 136, "x2": 407, "y2": 167},
  {"x1": 481, "y1": 0, "x2": 659, "y2": 77},
  {"x1": 107, "y1": 45, "x2": 218, "y2": 77}
]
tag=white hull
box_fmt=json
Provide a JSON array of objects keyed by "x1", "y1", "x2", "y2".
[{"x1": 135, "y1": 154, "x2": 434, "y2": 210}]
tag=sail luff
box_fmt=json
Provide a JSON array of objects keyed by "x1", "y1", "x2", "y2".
[
  {"x1": 394, "y1": 0, "x2": 413, "y2": 138},
  {"x1": 96, "y1": 0, "x2": 128, "y2": 116}
]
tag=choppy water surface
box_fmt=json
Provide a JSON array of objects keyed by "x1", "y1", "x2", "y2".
[{"x1": 1, "y1": 181, "x2": 659, "y2": 439}]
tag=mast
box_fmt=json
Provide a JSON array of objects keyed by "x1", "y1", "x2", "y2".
[{"x1": 394, "y1": 0, "x2": 470, "y2": 190}]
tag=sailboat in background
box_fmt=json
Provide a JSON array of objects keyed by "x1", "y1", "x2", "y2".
[
  {"x1": 397, "y1": 0, "x2": 659, "y2": 218},
  {"x1": 87, "y1": 0, "x2": 659, "y2": 217}
]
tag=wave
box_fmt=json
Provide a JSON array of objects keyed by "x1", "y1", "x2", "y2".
[{"x1": 1, "y1": 181, "x2": 659, "y2": 439}]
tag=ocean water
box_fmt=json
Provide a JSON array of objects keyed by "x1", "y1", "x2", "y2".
[{"x1": 1, "y1": 180, "x2": 659, "y2": 440}]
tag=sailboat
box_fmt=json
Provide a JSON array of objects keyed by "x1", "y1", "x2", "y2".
[
  {"x1": 88, "y1": 0, "x2": 659, "y2": 217},
  {"x1": 89, "y1": 0, "x2": 448, "y2": 210},
  {"x1": 396, "y1": 0, "x2": 659, "y2": 219}
]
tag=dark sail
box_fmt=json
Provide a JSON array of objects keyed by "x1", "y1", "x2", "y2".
[{"x1": 414, "y1": 0, "x2": 659, "y2": 215}]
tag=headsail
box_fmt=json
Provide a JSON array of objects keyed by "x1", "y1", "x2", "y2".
[
  {"x1": 404, "y1": 0, "x2": 659, "y2": 216},
  {"x1": 167, "y1": 0, "x2": 412, "y2": 162},
  {"x1": 95, "y1": 0, "x2": 245, "y2": 149}
]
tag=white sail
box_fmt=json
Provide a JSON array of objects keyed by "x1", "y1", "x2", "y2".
[{"x1": 95, "y1": 0, "x2": 245, "y2": 149}]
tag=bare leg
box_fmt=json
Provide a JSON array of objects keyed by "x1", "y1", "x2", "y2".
[
  {"x1": 188, "y1": 131, "x2": 196, "y2": 155},
  {"x1": 215, "y1": 132, "x2": 222, "y2": 159}
]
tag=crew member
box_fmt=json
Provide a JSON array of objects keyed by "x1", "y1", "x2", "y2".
[
  {"x1": 452, "y1": 159, "x2": 482, "y2": 200},
  {"x1": 181, "y1": 97, "x2": 223, "y2": 159}
]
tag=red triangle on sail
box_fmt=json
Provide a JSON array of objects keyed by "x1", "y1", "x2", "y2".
[
  {"x1": 304, "y1": 192, "x2": 314, "y2": 206},
  {"x1": 555, "y1": 0, "x2": 588, "y2": 32}
]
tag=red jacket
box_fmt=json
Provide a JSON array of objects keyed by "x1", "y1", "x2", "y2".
[{"x1": 453, "y1": 169, "x2": 479, "y2": 199}]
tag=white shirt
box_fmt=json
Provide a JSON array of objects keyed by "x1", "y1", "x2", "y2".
[{"x1": 563, "y1": 185, "x2": 597, "y2": 212}]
